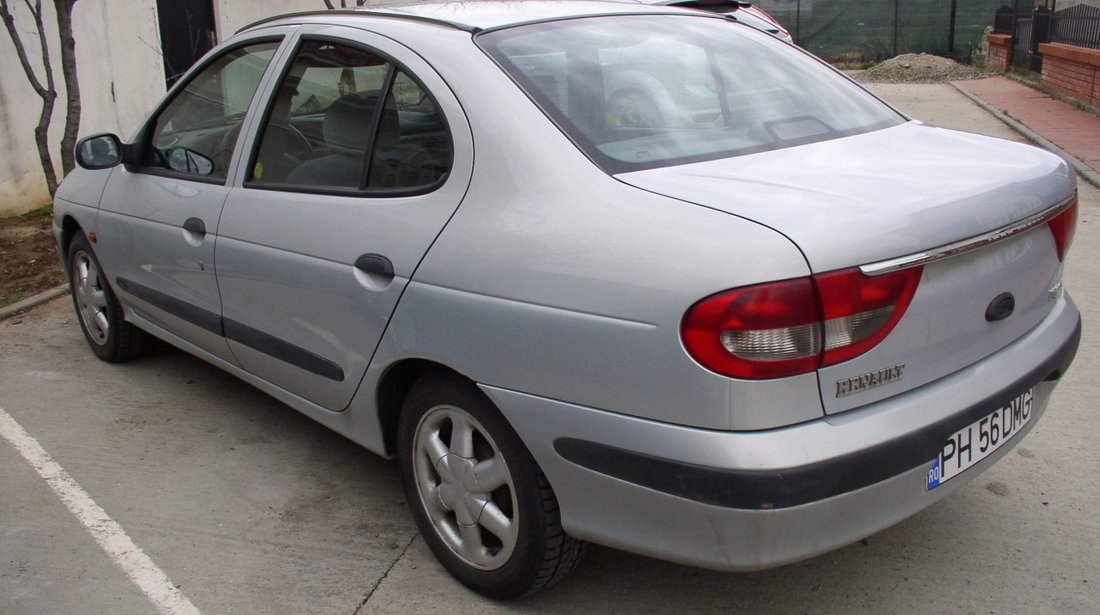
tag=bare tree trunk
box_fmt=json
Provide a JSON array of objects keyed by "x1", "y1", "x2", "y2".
[
  {"x1": 324, "y1": 1, "x2": 368, "y2": 8},
  {"x1": 0, "y1": 0, "x2": 59, "y2": 196},
  {"x1": 54, "y1": 0, "x2": 80, "y2": 176}
]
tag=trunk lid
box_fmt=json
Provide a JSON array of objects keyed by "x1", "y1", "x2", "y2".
[{"x1": 619, "y1": 122, "x2": 1075, "y2": 414}]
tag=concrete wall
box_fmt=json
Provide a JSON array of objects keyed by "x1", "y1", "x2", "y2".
[{"x1": 0, "y1": 0, "x2": 408, "y2": 216}]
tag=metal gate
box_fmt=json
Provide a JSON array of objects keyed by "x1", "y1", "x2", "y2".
[{"x1": 992, "y1": 1, "x2": 1100, "y2": 73}]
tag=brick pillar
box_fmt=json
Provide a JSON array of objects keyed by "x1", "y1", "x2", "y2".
[{"x1": 987, "y1": 34, "x2": 1013, "y2": 72}]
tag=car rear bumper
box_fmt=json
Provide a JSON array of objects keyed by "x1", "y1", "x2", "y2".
[{"x1": 481, "y1": 293, "x2": 1080, "y2": 571}]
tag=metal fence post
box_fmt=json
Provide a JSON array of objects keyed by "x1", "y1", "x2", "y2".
[
  {"x1": 893, "y1": 0, "x2": 899, "y2": 57},
  {"x1": 795, "y1": 0, "x2": 801, "y2": 45},
  {"x1": 948, "y1": 0, "x2": 958, "y2": 56},
  {"x1": 1030, "y1": 6, "x2": 1053, "y2": 72}
]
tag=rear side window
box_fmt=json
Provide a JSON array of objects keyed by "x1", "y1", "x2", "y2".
[
  {"x1": 247, "y1": 39, "x2": 451, "y2": 194},
  {"x1": 478, "y1": 15, "x2": 904, "y2": 173}
]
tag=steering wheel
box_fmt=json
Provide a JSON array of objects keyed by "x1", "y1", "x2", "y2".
[{"x1": 216, "y1": 121, "x2": 314, "y2": 179}]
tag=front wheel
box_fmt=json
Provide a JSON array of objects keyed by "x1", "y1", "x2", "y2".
[
  {"x1": 397, "y1": 371, "x2": 586, "y2": 598},
  {"x1": 67, "y1": 233, "x2": 151, "y2": 362}
]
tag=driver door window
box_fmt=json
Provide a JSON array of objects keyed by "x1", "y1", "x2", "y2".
[{"x1": 143, "y1": 41, "x2": 280, "y2": 181}]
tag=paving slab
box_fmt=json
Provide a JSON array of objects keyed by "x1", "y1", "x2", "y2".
[
  {"x1": 956, "y1": 77, "x2": 1100, "y2": 175},
  {"x1": 1, "y1": 301, "x2": 417, "y2": 614},
  {"x1": 0, "y1": 439, "x2": 157, "y2": 615},
  {"x1": 865, "y1": 82, "x2": 1026, "y2": 141}
]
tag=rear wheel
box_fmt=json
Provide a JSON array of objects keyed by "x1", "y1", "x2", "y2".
[
  {"x1": 67, "y1": 233, "x2": 151, "y2": 362},
  {"x1": 397, "y1": 371, "x2": 586, "y2": 598}
]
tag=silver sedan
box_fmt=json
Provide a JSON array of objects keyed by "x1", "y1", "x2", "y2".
[{"x1": 54, "y1": 0, "x2": 1080, "y2": 599}]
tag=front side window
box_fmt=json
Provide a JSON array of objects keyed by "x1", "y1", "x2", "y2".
[
  {"x1": 248, "y1": 39, "x2": 451, "y2": 193},
  {"x1": 144, "y1": 41, "x2": 281, "y2": 181},
  {"x1": 479, "y1": 16, "x2": 904, "y2": 172}
]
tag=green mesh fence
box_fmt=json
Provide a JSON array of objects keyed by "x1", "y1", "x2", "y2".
[{"x1": 755, "y1": 0, "x2": 1006, "y2": 62}]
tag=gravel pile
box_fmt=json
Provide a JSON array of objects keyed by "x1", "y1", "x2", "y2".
[{"x1": 854, "y1": 53, "x2": 993, "y2": 83}]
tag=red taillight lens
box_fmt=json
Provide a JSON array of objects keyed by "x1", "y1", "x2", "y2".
[
  {"x1": 681, "y1": 267, "x2": 923, "y2": 379},
  {"x1": 1048, "y1": 196, "x2": 1077, "y2": 261},
  {"x1": 681, "y1": 278, "x2": 822, "y2": 379}
]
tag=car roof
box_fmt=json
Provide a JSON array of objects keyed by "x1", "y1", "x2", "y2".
[{"x1": 240, "y1": 0, "x2": 710, "y2": 34}]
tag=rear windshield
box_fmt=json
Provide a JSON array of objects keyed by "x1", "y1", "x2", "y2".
[{"x1": 477, "y1": 15, "x2": 904, "y2": 172}]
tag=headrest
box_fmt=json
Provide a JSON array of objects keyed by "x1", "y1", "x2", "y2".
[{"x1": 323, "y1": 91, "x2": 400, "y2": 155}]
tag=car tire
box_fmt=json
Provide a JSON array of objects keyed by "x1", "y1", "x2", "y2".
[
  {"x1": 67, "y1": 233, "x2": 152, "y2": 362},
  {"x1": 397, "y1": 370, "x2": 587, "y2": 598}
]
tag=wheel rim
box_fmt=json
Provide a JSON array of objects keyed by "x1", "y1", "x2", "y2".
[
  {"x1": 72, "y1": 251, "x2": 110, "y2": 345},
  {"x1": 412, "y1": 404, "x2": 518, "y2": 570}
]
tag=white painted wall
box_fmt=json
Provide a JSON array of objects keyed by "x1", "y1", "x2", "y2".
[
  {"x1": 213, "y1": 0, "x2": 327, "y2": 38},
  {"x1": 212, "y1": 0, "x2": 410, "y2": 40},
  {"x1": 0, "y1": 0, "x2": 408, "y2": 215},
  {"x1": 0, "y1": 0, "x2": 164, "y2": 215}
]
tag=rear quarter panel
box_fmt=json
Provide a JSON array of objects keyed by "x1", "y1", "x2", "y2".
[{"x1": 366, "y1": 24, "x2": 816, "y2": 430}]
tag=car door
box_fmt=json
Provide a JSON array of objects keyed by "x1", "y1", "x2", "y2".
[
  {"x1": 95, "y1": 34, "x2": 289, "y2": 360},
  {"x1": 215, "y1": 27, "x2": 473, "y2": 411}
]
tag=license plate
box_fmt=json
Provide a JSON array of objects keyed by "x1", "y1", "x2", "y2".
[{"x1": 926, "y1": 388, "x2": 1034, "y2": 490}]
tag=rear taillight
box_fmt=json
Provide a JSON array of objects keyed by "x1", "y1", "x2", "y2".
[
  {"x1": 814, "y1": 266, "x2": 922, "y2": 365},
  {"x1": 681, "y1": 267, "x2": 923, "y2": 379},
  {"x1": 1048, "y1": 196, "x2": 1077, "y2": 261}
]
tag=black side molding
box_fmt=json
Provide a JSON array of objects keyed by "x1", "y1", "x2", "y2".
[
  {"x1": 116, "y1": 277, "x2": 222, "y2": 335},
  {"x1": 555, "y1": 317, "x2": 1080, "y2": 510},
  {"x1": 115, "y1": 276, "x2": 344, "y2": 381},
  {"x1": 224, "y1": 319, "x2": 345, "y2": 382}
]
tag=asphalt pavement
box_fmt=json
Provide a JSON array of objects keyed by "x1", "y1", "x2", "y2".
[{"x1": 2, "y1": 82, "x2": 1098, "y2": 614}]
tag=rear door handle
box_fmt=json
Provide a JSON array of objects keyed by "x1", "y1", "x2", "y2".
[{"x1": 183, "y1": 217, "x2": 206, "y2": 237}]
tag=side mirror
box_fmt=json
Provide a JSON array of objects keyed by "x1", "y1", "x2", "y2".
[
  {"x1": 164, "y1": 146, "x2": 215, "y2": 176},
  {"x1": 75, "y1": 133, "x2": 125, "y2": 170}
]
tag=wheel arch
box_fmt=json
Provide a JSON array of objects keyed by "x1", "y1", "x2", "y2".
[
  {"x1": 376, "y1": 358, "x2": 472, "y2": 457},
  {"x1": 59, "y1": 215, "x2": 85, "y2": 266}
]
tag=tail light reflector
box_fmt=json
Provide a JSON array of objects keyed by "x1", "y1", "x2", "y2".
[
  {"x1": 1048, "y1": 196, "x2": 1077, "y2": 261},
  {"x1": 814, "y1": 267, "x2": 922, "y2": 365},
  {"x1": 682, "y1": 267, "x2": 923, "y2": 379}
]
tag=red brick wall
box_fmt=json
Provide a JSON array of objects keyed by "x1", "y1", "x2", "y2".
[
  {"x1": 987, "y1": 34, "x2": 1013, "y2": 73},
  {"x1": 1039, "y1": 43, "x2": 1100, "y2": 107}
]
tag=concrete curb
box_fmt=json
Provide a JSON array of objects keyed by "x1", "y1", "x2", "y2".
[
  {"x1": 0, "y1": 285, "x2": 68, "y2": 321},
  {"x1": 949, "y1": 81, "x2": 1100, "y2": 190}
]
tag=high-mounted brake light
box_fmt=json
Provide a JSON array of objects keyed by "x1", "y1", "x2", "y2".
[
  {"x1": 1048, "y1": 195, "x2": 1077, "y2": 261},
  {"x1": 681, "y1": 267, "x2": 923, "y2": 379}
]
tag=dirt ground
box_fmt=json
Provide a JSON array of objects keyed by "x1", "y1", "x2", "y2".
[{"x1": 0, "y1": 208, "x2": 66, "y2": 306}]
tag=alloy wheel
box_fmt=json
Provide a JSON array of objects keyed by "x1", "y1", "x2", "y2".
[
  {"x1": 411, "y1": 404, "x2": 519, "y2": 570},
  {"x1": 72, "y1": 251, "x2": 110, "y2": 345}
]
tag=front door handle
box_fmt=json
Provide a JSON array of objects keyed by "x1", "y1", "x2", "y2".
[
  {"x1": 355, "y1": 253, "x2": 394, "y2": 278},
  {"x1": 183, "y1": 217, "x2": 206, "y2": 237}
]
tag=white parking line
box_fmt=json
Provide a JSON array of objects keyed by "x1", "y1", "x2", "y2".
[{"x1": 0, "y1": 405, "x2": 202, "y2": 615}]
